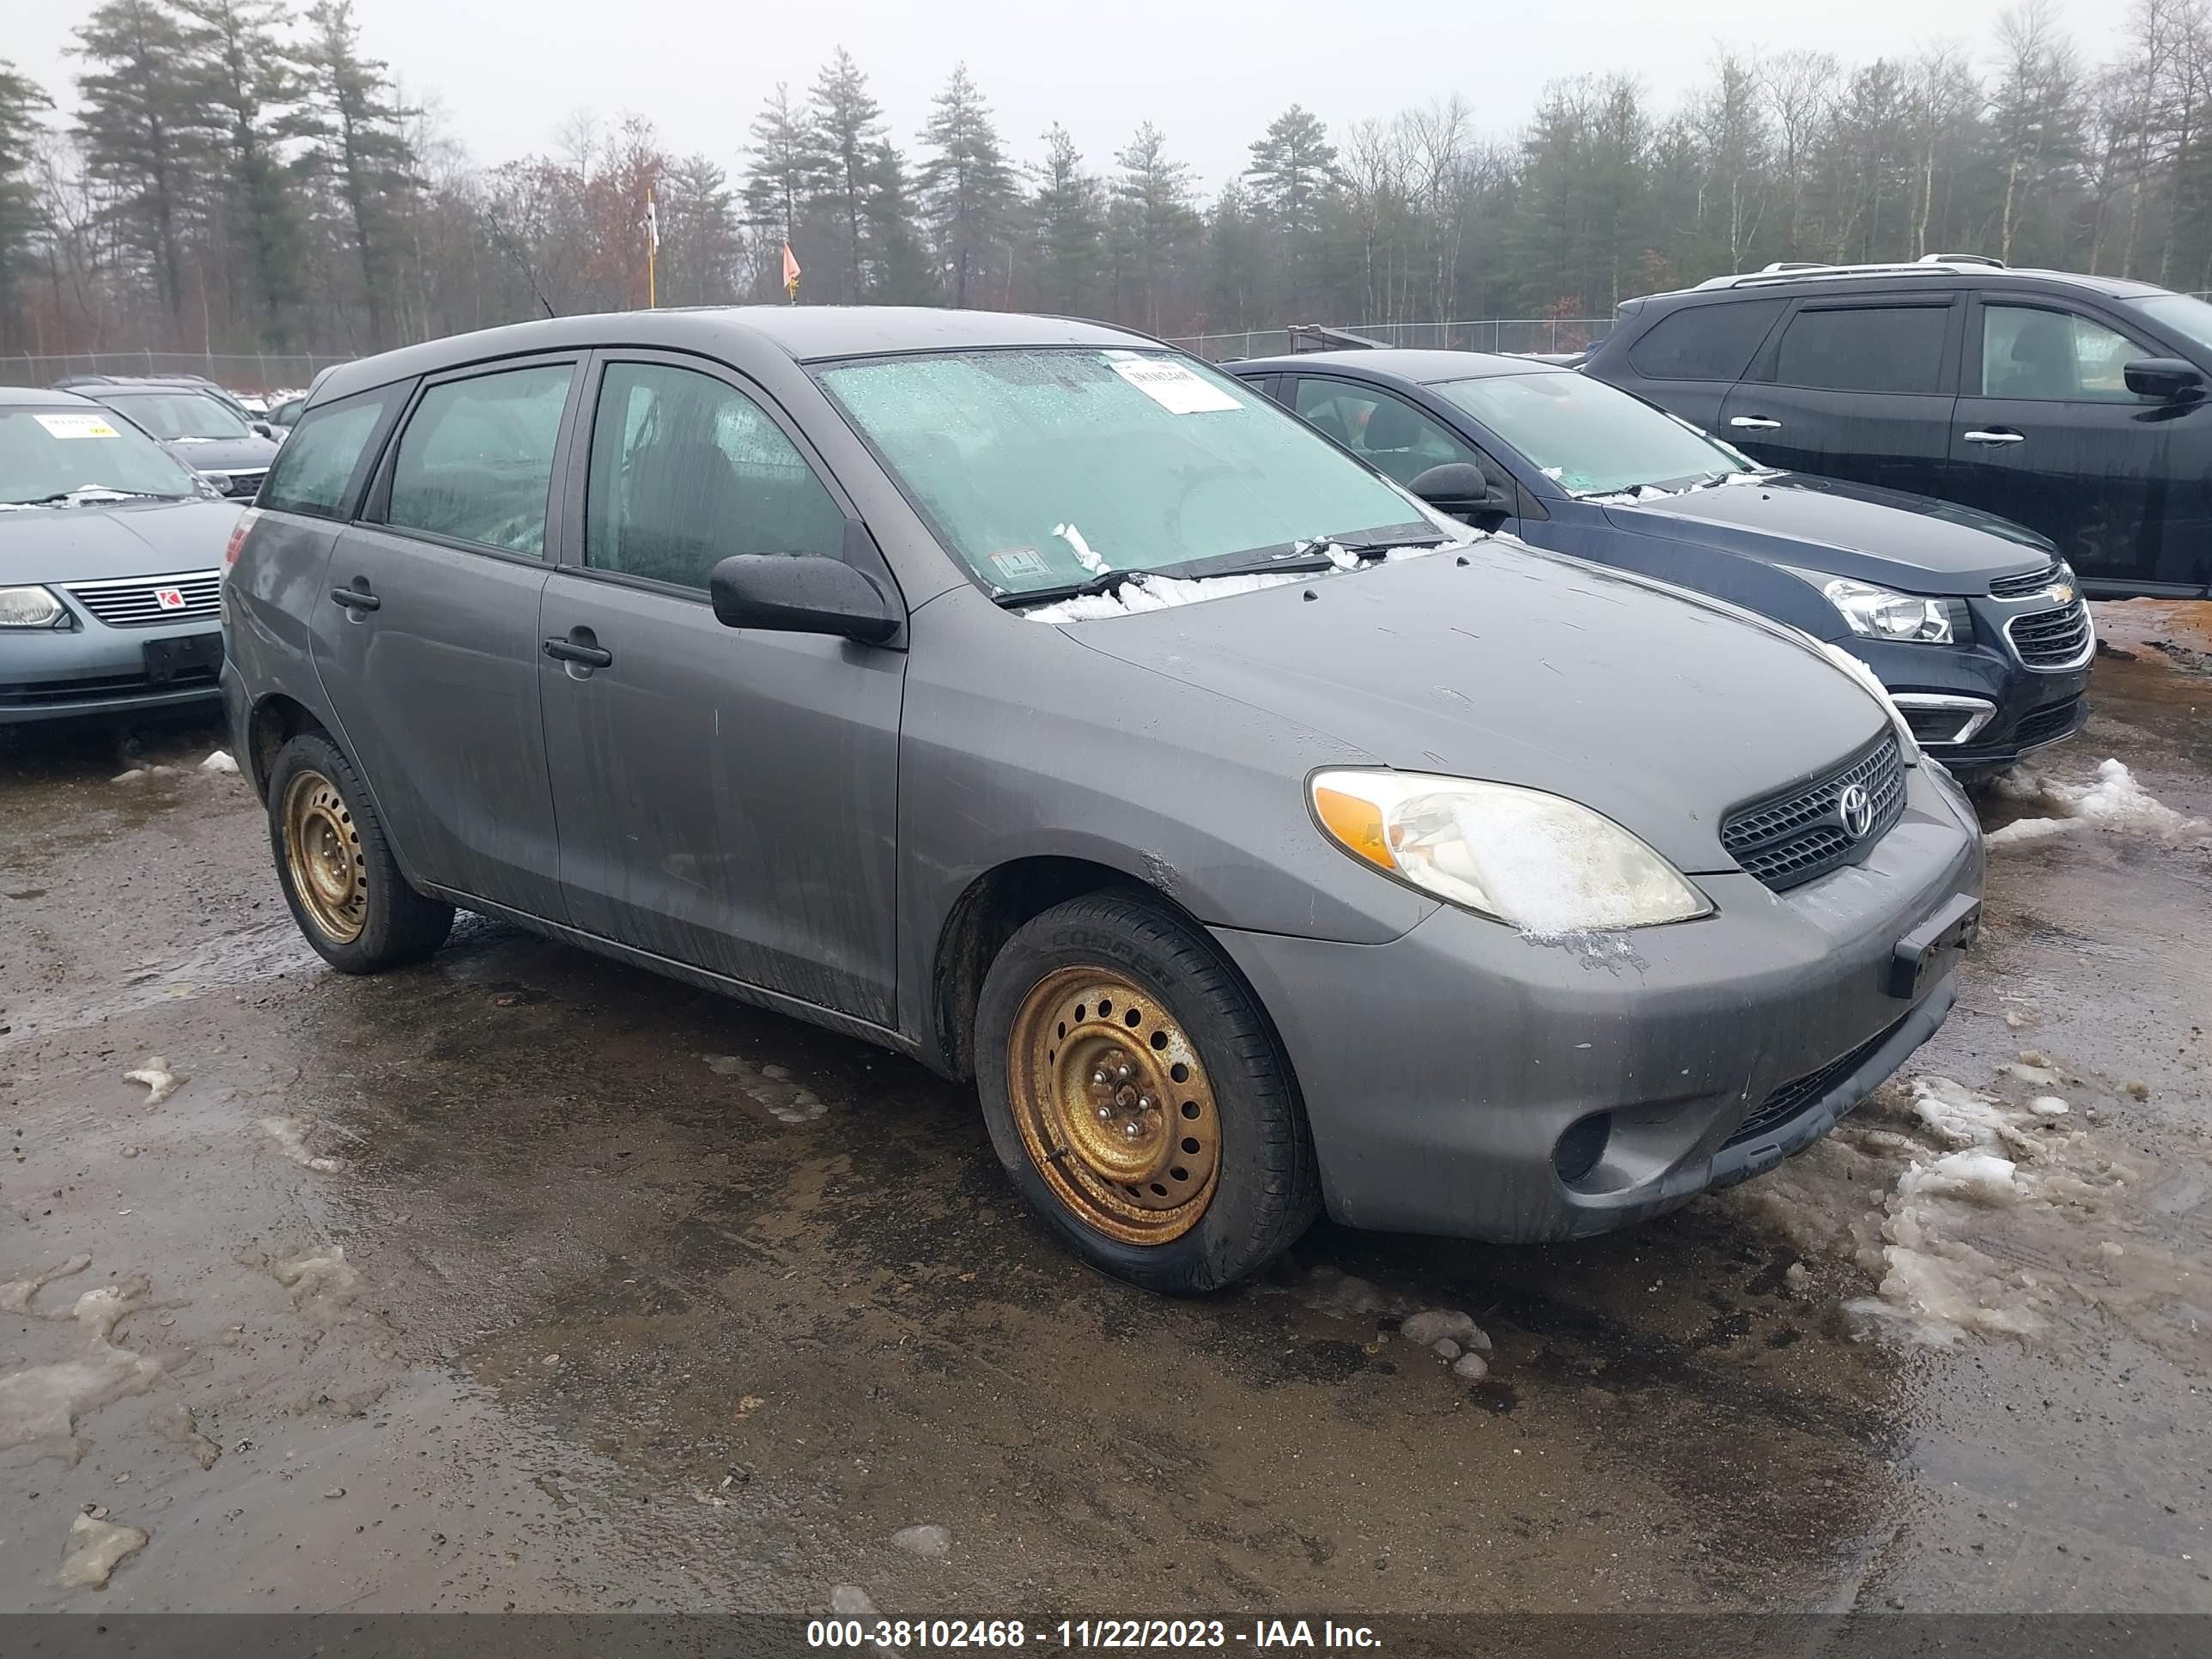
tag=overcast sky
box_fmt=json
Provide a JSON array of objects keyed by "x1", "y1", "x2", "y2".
[{"x1": 3, "y1": 0, "x2": 2123, "y2": 190}]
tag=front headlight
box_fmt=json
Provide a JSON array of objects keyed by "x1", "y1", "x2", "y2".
[
  {"x1": 1820, "y1": 575, "x2": 1955, "y2": 642},
  {"x1": 1310, "y1": 770, "x2": 1712, "y2": 936},
  {"x1": 0, "y1": 586, "x2": 65, "y2": 629}
]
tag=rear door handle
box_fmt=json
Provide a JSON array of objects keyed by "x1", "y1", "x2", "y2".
[
  {"x1": 543, "y1": 636, "x2": 613, "y2": 668},
  {"x1": 329, "y1": 586, "x2": 380, "y2": 611},
  {"x1": 1963, "y1": 428, "x2": 2026, "y2": 446},
  {"x1": 1729, "y1": 416, "x2": 1782, "y2": 431}
]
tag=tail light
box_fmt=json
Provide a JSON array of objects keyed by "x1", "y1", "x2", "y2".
[{"x1": 222, "y1": 508, "x2": 259, "y2": 576}]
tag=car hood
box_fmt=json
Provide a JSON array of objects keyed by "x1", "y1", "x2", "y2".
[
  {"x1": 166, "y1": 435, "x2": 279, "y2": 471},
  {"x1": 1059, "y1": 539, "x2": 1890, "y2": 874},
  {"x1": 1602, "y1": 472, "x2": 2054, "y2": 595},
  {"x1": 0, "y1": 497, "x2": 243, "y2": 582}
]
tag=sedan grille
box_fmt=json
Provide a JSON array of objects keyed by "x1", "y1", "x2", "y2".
[
  {"x1": 1720, "y1": 733, "x2": 1907, "y2": 893},
  {"x1": 1988, "y1": 562, "x2": 2063, "y2": 599},
  {"x1": 2011, "y1": 696, "x2": 2083, "y2": 749},
  {"x1": 205, "y1": 468, "x2": 266, "y2": 499},
  {"x1": 64, "y1": 569, "x2": 223, "y2": 628},
  {"x1": 2005, "y1": 600, "x2": 2093, "y2": 669}
]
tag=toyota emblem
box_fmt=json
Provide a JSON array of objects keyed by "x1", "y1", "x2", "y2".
[{"x1": 1838, "y1": 782, "x2": 1875, "y2": 840}]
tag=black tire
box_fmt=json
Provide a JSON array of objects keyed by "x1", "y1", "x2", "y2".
[
  {"x1": 975, "y1": 890, "x2": 1320, "y2": 1293},
  {"x1": 266, "y1": 731, "x2": 453, "y2": 973}
]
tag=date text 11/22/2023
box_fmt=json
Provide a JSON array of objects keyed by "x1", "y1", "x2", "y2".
[{"x1": 805, "y1": 1619, "x2": 1383, "y2": 1650}]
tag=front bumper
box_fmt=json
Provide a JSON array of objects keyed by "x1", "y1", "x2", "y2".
[
  {"x1": 0, "y1": 616, "x2": 224, "y2": 726},
  {"x1": 1211, "y1": 763, "x2": 1984, "y2": 1243},
  {"x1": 1848, "y1": 608, "x2": 2092, "y2": 773}
]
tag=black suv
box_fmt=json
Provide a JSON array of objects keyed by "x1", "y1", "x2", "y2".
[{"x1": 1582, "y1": 258, "x2": 2212, "y2": 597}]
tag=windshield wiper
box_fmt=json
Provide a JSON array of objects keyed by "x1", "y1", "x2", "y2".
[
  {"x1": 993, "y1": 567, "x2": 1147, "y2": 609},
  {"x1": 4, "y1": 487, "x2": 174, "y2": 506}
]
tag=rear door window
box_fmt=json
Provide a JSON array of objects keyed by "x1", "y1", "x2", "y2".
[
  {"x1": 1980, "y1": 305, "x2": 2143, "y2": 401},
  {"x1": 258, "y1": 387, "x2": 403, "y2": 520},
  {"x1": 386, "y1": 363, "x2": 574, "y2": 554},
  {"x1": 1626, "y1": 299, "x2": 1785, "y2": 381},
  {"x1": 1773, "y1": 305, "x2": 1952, "y2": 394},
  {"x1": 584, "y1": 362, "x2": 847, "y2": 590}
]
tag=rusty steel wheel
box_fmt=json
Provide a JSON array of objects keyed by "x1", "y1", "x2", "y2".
[
  {"x1": 281, "y1": 768, "x2": 369, "y2": 945},
  {"x1": 1006, "y1": 965, "x2": 1223, "y2": 1244}
]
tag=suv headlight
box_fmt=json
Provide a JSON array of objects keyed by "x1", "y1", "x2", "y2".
[
  {"x1": 1310, "y1": 770, "x2": 1712, "y2": 936},
  {"x1": 1818, "y1": 575, "x2": 1959, "y2": 643},
  {"x1": 0, "y1": 586, "x2": 65, "y2": 629}
]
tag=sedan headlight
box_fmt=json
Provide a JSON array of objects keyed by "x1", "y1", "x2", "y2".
[
  {"x1": 1820, "y1": 575, "x2": 1957, "y2": 643},
  {"x1": 0, "y1": 585, "x2": 65, "y2": 629},
  {"x1": 1310, "y1": 770, "x2": 1712, "y2": 936}
]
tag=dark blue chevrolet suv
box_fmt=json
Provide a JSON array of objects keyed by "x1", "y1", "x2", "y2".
[{"x1": 1230, "y1": 346, "x2": 2093, "y2": 775}]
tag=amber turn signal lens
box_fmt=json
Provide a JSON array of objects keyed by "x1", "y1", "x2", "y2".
[{"x1": 1313, "y1": 786, "x2": 1391, "y2": 870}]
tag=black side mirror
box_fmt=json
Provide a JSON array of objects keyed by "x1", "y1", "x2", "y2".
[
  {"x1": 251, "y1": 421, "x2": 275, "y2": 439},
  {"x1": 2124, "y1": 357, "x2": 2205, "y2": 401},
  {"x1": 1409, "y1": 461, "x2": 1512, "y2": 517},
  {"x1": 710, "y1": 553, "x2": 901, "y2": 645}
]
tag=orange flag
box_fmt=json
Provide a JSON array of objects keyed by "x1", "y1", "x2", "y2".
[{"x1": 781, "y1": 241, "x2": 801, "y2": 299}]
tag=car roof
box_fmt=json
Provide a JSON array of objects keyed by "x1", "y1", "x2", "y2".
[
  {"x1": 312, "y1": 307, "x2": 1164, "y2": 404},
  {"x1": 1645, "y1": 266, "x2": 2168, "y2": 304},
  {"x1": 1226, "y1": 347, "x2": 1570, "y2": 385},
  {"x1": 63, "y1": 377, "x2": 227, "y2": 392},
  {"x1": 0, "y1": 386, "x2": 103, "y2": 408}
]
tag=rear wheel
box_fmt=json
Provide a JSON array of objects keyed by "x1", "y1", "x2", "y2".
[
  {"x1": 267, "y1": 732, "x2": 453, "y2": 973},
  {"x1": 975, "y1": 890, "x2": 1319, "y2": 1293}
]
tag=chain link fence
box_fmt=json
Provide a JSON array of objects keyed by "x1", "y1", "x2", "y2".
[
  {"x1": 1169, "y1": 318, "x2": 1613, "y2": 362},
  {"x1": 5, "y1": 349, "x2": 352, "y2": 394}
]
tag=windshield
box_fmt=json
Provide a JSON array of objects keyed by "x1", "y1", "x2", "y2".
[
  {"x1": 0, "y1": 406, "x2": 203, "y2": 505},
  {"x1": 2127, "y1": 292, "x2": 2212, "y2": 359},
  {"x1": 814, "y1": 348, "x2": 1437, "y2": 596},
  {"x1": 101, "y1": 390, "x2": 254, "y2": 442},
  {"x1": 1436, "y1": 372, "x2": 1753, "y2": 498}
]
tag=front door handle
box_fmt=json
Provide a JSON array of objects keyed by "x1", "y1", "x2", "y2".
[
  {"x1": 1729, "y1": 416, "x2": 1783, "y2": 431},
  {"x1": 329, "y1": 585, "x2": 380, "y2": 611},
  {"x1": 1963, "y1": 428, "x2": 2026, "y2": 446},
  {"x1": 543, "y1": 635, "x2": 613, "y2": 668}
]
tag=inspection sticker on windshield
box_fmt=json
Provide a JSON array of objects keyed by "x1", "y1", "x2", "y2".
[
  {"x1": 988, "y1": 549, "x2": 1049, "y2": 579},
  {"x1": 1111, "y1": 357, "x2": 1242, "y2": 415},
  {"x1": 33, "y1": 413, "x2": 121, "y2": 440}
]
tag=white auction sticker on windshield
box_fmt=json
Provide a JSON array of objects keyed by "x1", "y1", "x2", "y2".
[
  {"x1": 34, "y1": 413, "x2": 121, "y2": 440},
  {"x1": 1111, "y1": 357, "x2": 1242, "y2": 415}
]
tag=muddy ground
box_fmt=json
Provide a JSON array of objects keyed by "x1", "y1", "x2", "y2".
[{"x1": 3, "y1": 601, "x2": 2209, "y2": 1618}]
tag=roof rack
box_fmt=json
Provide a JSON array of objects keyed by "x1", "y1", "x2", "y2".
[
  {"x1": 1692, "y1": 256, "x2": 2008, "y2": 291},
  {"x1": 1287, "y1": 323, "x2": 1387, "y2": 352}
]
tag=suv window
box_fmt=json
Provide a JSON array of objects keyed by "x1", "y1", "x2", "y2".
[
  {"x1": 387, "y1": 363, "x2": 573, "y2": 554},
  {"x1": 1626, "y1": 299, "x2": 1785, "y2": 381},
  {"x1": 1773, "y1": 305, "x2": 1950, "y2": 394},
  {"x1": 585, "y1": 362, "x2": 847, "y2": 590},
  {"x1": 259, "y1": 388, "x2": 398, "y2": 520},
  {"x1": 1293, "y1": 379, "x2": 1480, "y2": 487},
  {"x1": 1981, "y1": 305, "x2": 2141, "y2": 401}
]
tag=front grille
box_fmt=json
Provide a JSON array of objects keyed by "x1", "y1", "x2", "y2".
[
  {"x1": 0, "y1": 663, "x2": 220, "y2": 707},
  {"x1": 2012, "y1": 696, "x2": 2083, "y2": 749},
  {"x1": 1989, "y1": 562, "x2": 2062, "y2": 599},
  {"x1": 1720, "y1": 732, "x2": 1907, "y2": 893},
  {"x1": 2006, "y1": 600, "x2": 2093, "y2": 669},
  {"x1": 64, "y1": 569, "x2": 222, "y2": 628},
  {"x1": 211, "y1": 469, "x2": 266, "y2": 499},
  {"x1": 1723, "y1": 1016, "x2": 1906, "y2": 1150}
]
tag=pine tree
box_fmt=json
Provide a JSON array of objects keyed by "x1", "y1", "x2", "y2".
[
  {"x1": 0, "y1": 61, "x2": 51, "y2": 348},
  {"x1": 917, "y1": 63, "x2": 1014, "y2": 307},
  {"x1": 662, "y1": 153, "x2": 740, "y2": 305},
  {"x1": 1111, "y1": 122, "x2": 1199, "y2": 332},
  {"x1": 805, "y1": 48, "x2": 884, "y2": 304},
  {"x1": 183, "y1": 0, "x2": 313, "y2": 346},
  {"x1": 300, "y1": 1, "x2": 418, "y2": 350},
  {"x1": 74, "y1": 0, "x2": 222, "y2": 324},
  {"x1": 742, "y1": 81, "x2": 816, "y2": 244},
  {"x1": 1243, "y1": 104, "x2": 1338, "y2": 314},
  {"x1": 1032, "y1": 124, "x2": 1104, "y2": 314},
  {"x1": 863, "y1": 140, "x2": 937, "y2": 302}
]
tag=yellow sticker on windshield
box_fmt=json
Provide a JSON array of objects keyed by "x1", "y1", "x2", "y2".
[
  {"x1": 34, "y1": 413, "x2": 121, "y2": 440},
  {"x1": 1111, "y1": 358, "x2": 1243, "y2": 415}
]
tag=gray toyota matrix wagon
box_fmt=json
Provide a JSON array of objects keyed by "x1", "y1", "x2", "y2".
[{"x1": 222, "y1": 307, "x2": 1984, "y2": 1292}]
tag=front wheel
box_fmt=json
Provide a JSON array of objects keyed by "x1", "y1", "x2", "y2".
[
  {"x1": 975, "y1": 890, "x2": 1320, "y2": 1293},
  {"x1": 267, "y1": 732, "x2": 453, "y2": 973}
]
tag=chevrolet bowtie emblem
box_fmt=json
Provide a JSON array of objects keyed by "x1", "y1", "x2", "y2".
[{"x1": 2049, "y1": 582, "x2": 2075, "y2": 605}]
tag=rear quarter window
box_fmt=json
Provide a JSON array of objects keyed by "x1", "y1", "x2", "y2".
[
  {"x1": 1626, "y1": 299, "x2": 1785, "y2": 381},
  {"x1": 260, "y1": 387, "x2": 403, "y2": 520}
]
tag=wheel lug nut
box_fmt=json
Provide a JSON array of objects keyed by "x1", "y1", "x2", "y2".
[
  {"x1": 1096, "y1": 1104, "x2": 1114, "y2": 1121},
  {"x1": 1122, "y1": 1120, "x2": 1143, "y2": 1139},
  {"x1": 1091, "y1": 1069, "x2": 1108, "y2": 1086}
]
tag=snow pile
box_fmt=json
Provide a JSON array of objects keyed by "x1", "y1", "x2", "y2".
[
  {"x1": 200, "y1": 750, "x2": 239, "y2": 775},
  {"x1": 1051, "y1": 521, "x2": 1109, "y2": 575},
  {"x1": 1986, "y1": 757, "x2": 2209, "y2": 851}
]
